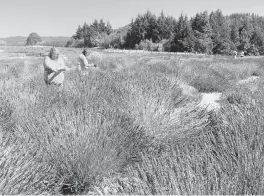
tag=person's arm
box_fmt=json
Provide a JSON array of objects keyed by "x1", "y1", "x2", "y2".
[
  {"x1": 58, "y1": 56, "x2": 74, "y2": 71},
  {"x1": 81, "y1": 55, "x2": 89, "y2": 67},
  {"x1": 87, "y1": 63, "x2": 97, "y2": 67},
  {"x1": 82, "y1": 55, "x2": 96, "y2": 67},
  {"x1": 44, "y1": 56, "x2": 58, "y2": 72},
  {"x1": 86, "y1": 62, "x2": 97, "y2": 67}
]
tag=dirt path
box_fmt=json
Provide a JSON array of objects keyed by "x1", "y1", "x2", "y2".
[
  {"x1": 176, "y1": 80, "x2": 222, "y2": 111},
  {"x1": 197, "y1": 76, "x2": 260, "y2": 111},
  {"x1": 199, "y1": 92, "x2": 222, "y2": 110}
]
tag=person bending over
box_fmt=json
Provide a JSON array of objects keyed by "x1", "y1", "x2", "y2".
[
  {"x1": 43, "y1": 47, "x2": 71, "y2": 87},
  {"x1": 77, "y1": 49, "x2": 97, "y2": 75}
]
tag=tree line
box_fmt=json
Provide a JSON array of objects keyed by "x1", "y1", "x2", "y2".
[
  {"x1": 66, "y1": 19, "x2": 113, "y2": 48},
  {"x1": 69, "y1": 9, "x2": 264, "y2": 55}
]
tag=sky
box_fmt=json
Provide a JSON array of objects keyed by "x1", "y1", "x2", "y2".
[{"x1": 0, "y1": 0, "x2": 264, "y2": 37}]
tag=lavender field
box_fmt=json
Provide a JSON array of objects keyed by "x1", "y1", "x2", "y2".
[{"x1": 1, "y1": 46, "x2": 264, "y2": 194}]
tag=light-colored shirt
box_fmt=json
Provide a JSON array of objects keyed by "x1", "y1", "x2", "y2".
[
  {"x1": 77, "y1": 54, "x2": 89, "y2": 71},
  {"x1": 77, "y1": 53, "x2": 95, "y2": 73},
  {"x1": 43, "y1": 56, "x2": 66, "y2": 85}
]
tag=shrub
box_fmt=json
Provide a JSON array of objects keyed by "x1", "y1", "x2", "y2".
[
  {"x1": 26, "y1": 32, "x2": 42, "y2": 46},
  {"x1": 65, "y1": 38, "x2": 84, "y2": 48},
  {"x1": 138, "y1": 39, "x2": 160, "y2": 51},
  {"x1": 97, "y1": 33, "x2": 126, "y2": 49},
  {"x1": 162, "y1": 39, "x2": 173, "y2": 52}
]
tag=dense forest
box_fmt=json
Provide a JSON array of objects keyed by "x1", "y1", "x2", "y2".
[{"x1": 69, "y1": 9, "x2": 264, "y2": 55}]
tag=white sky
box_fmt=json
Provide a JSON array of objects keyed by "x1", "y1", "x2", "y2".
[{"x1": 0, "y1": 0, "x2": 263, "y2": 37}]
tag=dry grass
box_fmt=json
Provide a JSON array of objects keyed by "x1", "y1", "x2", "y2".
[{"x1": 1, "y1": 47, "x2": 264, "y2": 194}]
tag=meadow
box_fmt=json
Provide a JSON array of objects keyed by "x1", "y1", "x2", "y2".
[{"x1": 1, "y1": 46, "x2": 264, "y2": 195}]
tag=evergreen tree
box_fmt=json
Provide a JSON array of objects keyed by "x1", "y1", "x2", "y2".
[
  {"x1": 230, "y1": 22, "x2": 239, "y2": 44},
  {"x1": 143, "y1": 11, "x2": 159, "y2": 42},
  {"x1": 238, "y1": 27, "x2": 251, "y2": 51},
  {"x1": 106, "y1": 21, "x2": 113, "y2": 35},
  {"x1": 83, "y1": 22, "x2": 97, "y2": 47},
  {"x1": 210, "y1": 10, "x2": 232, "y2": 54},
  {"x1": 124, "y1": 19, "x2": 135, "y2": 48},
  {"x1": 73, "y1": 25, "x2": 83, "y2": 40},
  {"x1": 164, "y1": 16, "x2": 177, "y2": 39},
  {"x1": 92, "y1": 19, "x2": 99, "y2": 32},
  {"x1": 69, "y1": 9, "x2": 264, "y2": 55},
  {"x1": 250, "y1": 27, "x2": 264, "y2": 47},
  {"x1": 249, "y1": 27, "x2": 264, "y2": 55},
  {"x1": 157, "y1": 11, "x2": 166, "y2": 40},
  {"x1": 157, "y1": 13, "x2": 176, "y2": 40},
  {"x1": 192, "y1": 11, "x2": 213, "y2": 53},
  {"x1": 172, "y1": 14, "x2": 194, "y2": 52},
  {"x1": 210, "y1": 9, "x2": 228, "y2": 45},
  {"x1": 192, "y1": 11, "x2": 212, "y2": 35},
  {"x1": 99, "y1": 19, "x2": 106, "y2": 34},
  {"x1": 128, "y1": 14, "x2": 148, "y2": 47}
]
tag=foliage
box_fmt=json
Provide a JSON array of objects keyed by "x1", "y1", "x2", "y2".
[
  {"x1": 136, "y1": 39, "x2": 162, "y2": 51},
  {"x1": 26, "y1": 32, "x2": 42, "y2": 46},
  {"x1": 70, "y1": 10, "x2": 264, "y2": 55},
  {"x1": 65, "y1": 38, "x2": 84, "y2": 47},
  {"x1": 171, "y1": 14, "x2": 194, "y2": 52},
  {"x1": 125, "y1": 11, "x2": 176, "y2": 49},
  {"x1": 71, "y1": 19, "x2": 113, "y2": 48}
]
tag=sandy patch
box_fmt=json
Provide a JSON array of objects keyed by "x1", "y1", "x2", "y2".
[
  {"x1": 175, "y1": 80, "x2": 222, "y2": 111},
  {"x1": 199, "y1": 92, "x2": 222, "y2": 110}
]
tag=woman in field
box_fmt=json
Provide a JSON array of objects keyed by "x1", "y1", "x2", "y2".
[
  {"x1": 233, "y1": 50, "x2": 237, "y2": 59},
  {"x1": 43, "y1": 47, "x2": 71, "y2": 87},
  {"x1": 77, "y1": 49, "x2": 97, "y2": 75}
]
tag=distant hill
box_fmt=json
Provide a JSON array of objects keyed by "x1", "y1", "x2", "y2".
[
  {"x1": 0, "y1": 36, "x2": 70, "y2": 46},
  {"x1": 0, "y1": 36, "x2": 27, "y2": 46}
]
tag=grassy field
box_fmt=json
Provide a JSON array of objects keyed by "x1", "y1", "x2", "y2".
[{"x1": 1, "y1": 46, "x2": 264, "y2": 194}]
